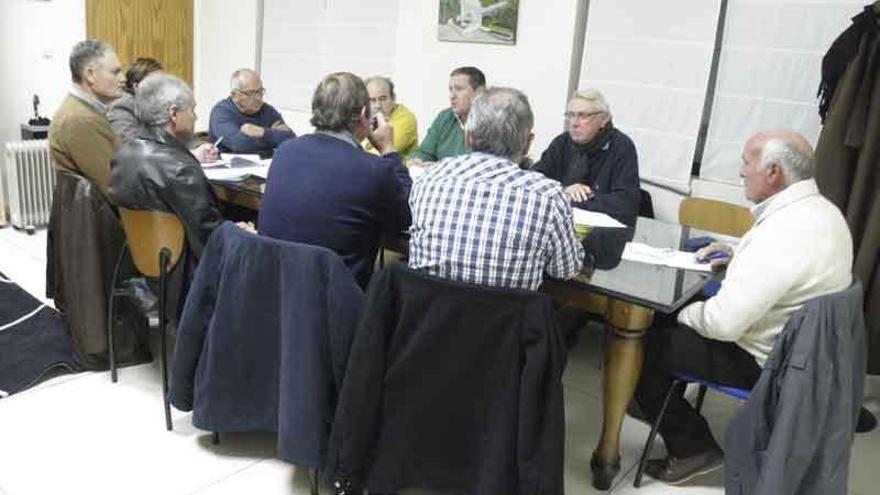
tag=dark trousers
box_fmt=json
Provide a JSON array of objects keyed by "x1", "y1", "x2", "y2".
[{"x1": 634, "y1": 325, "x2": 761, "y2": 458}]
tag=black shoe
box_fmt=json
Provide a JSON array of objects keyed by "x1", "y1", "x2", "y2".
[
  {"x1": 857, "y1": 407, "x2": 877, "y2": 434},
  {"x1": 644, "y1": 449, "x2": 724, "y2": 485},
  {"x1": 590, "y1": 453, "x2": 620, "y2": 491},
  {"x1": 626, "y1": 400, "x2": 651, "y2": 425}
]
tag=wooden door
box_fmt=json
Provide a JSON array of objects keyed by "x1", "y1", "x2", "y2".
[{"x1": 86, "y1": 0, "x2": 193, "y2": 85}]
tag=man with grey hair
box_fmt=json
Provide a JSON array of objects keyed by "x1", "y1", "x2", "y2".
[
  {"x1": 631, "y1": 130, "x2": 853, "y2": 485},
  {"x1": 208, "y1": 68, "x2": 295, "y2": 154},
  {"x1": 408, "y1": 87, "x2": 584, "y2": 290},
  {"x1": 49, "y1": 39, "x2": 125, "y2": 194},
  {"x1": 532, "y1": 88, "x2": 641, "y2": 225},
  {"x1": 109, "y1": 73, "x2": 222, "y2": 260},
  {"x1": 259, "y1": 72, "x2": 411, "y2": 287}
]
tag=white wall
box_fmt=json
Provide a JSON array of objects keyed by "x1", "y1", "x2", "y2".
[
  {"x1": 0, "y1": 0, "x2": 86, "y2": 148},
  {"x1": 393, "y1": 0, "x2": 580, "y2": 157},
  {"x1": 192, "y1": 0, "x2": 260, "y2": 133},
  {"x1": 260, "y1": 0, "x2": 399, "y2": 136}
]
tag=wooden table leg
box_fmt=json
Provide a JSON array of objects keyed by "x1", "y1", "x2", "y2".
[{"x1": 591, "y1": 299, "x2": 653, "y2": 490}]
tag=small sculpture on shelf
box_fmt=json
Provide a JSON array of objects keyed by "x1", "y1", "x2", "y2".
[{"x1": 28, "y1": 94, "x2": 50, "y2": 126}]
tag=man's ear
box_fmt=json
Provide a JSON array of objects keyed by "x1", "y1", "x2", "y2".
[
  {"x1": 764, "y1": 161, "x2": 787, "y2": 189},
  {"x1": 524, "y1": 131, "x2": 535, "y2": 156},
  {"x1": 83, "y1": 63, "x2": 97, "y2": 86},
  {"x1": 168, "y1": 105, "x2": 179, "y2": 125}
]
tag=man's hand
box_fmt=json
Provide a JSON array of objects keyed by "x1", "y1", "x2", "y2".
[
  {"x1": 192, "y1": 142, "x2": 219, "y2": 163},
  {"x1": 367, "y1": 112, "x2": 394, "y2": 155},
  {"x1": 240, "y1": 123, "x2": 265, "y2": 138},
  {"x1": 236, "y1": 221, "x2": 257, "y2": 233},
  {"x1": 564, "y1": 183, "x2": 593, "y2": 203},
  {"x1": 696, "y1": 242, "x2": 734, "y2": 268},
  {"x1": 271, "y1": 121, "x2": 292, "y2": 132}
]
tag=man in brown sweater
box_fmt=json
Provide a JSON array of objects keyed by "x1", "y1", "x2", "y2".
[{"x1": 49, "y1": 39, "x2": 125, "y2": 194}]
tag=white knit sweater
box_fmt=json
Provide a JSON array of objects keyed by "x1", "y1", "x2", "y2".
[{"x1": 678, "y1": 179, "x2": 853, "y2": 366}]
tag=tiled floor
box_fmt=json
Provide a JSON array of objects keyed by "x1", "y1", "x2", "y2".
[{"x1": 0, "y1": 226, "x2": 878, "y2": 495}]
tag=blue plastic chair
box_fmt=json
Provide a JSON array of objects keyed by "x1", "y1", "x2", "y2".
[{"x1": 633, "y1": 371, "x2": 751, "y2": 487}]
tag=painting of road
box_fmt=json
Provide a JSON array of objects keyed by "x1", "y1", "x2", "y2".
[{"x1": 438, "y1": 0, "x2": 519, "y2": 45}]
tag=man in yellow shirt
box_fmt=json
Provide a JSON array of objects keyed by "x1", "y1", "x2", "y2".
[{"x1": 361, "y1": 76, "x2": 418, "y2": 158}]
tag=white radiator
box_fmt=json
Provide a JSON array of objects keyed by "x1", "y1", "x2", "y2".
[{"x1": 2, "y1": 140, "x2": 55, "y2": 230}]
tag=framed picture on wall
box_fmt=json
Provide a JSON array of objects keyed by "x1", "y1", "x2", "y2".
[{"x1": 438, "y1": 0, "x2": 519, "y2": 45}]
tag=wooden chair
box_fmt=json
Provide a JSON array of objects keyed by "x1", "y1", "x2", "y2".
[
  {"x1": 107, "y1": 208, "x2": 184, "y2": 431},
  {"x1": 678, "y1": 197, "x2": 753, "y2": 238}
]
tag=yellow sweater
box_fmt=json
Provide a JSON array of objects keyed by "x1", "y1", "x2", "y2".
[
  {"x1": 362, "y1": 104, "x2": 419, "y2": 158},
  {"x1": 49, "y1": 95, "x2": 121, "y2": 195}
]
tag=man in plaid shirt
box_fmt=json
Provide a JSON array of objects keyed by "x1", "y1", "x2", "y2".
[{"x1": 409, "y1": 87, "x2": 584, "y2": 290}]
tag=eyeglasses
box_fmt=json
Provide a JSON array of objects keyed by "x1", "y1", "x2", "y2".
[
  {"x1": 564, "y1": 110, "x2": 604, "y2": 122},
  {"x1": 235, "y1": 87, "x2": 266, "y2": 98}
]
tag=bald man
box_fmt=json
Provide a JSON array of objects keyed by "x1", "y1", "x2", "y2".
[
  {"x1": 627, "y1": 130, "x2": 853, "y2": 485},
  {"x1": 208, "y1": 68, "x2": 295, "y2": 154}
]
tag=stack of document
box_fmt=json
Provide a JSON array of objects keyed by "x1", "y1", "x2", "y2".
[
  {"x1": 621, "y1": 242, "x2": 712, "y2": 273},
  {"x1": 203, "y1": 154, "x2": 271, "y2": 181},
  {"x1": 572, "y1": 208, "x2": 627, "y2": 228}
]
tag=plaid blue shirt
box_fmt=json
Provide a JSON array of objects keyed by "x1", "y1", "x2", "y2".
[{"x1": 409, "y1": 152, "x2": 584, "y2": 290}]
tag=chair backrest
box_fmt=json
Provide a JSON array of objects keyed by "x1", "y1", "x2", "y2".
[
  {"x1": 679, "y1": 197, "x2": 753, "y2": 237},
  {"x1": 118, "y1": 208, "x2": 185, "y2": 277}
]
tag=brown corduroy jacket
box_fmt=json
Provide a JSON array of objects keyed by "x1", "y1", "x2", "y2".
[{"x1": 48, "y1": 94, "x2": 121, "y2": 195}]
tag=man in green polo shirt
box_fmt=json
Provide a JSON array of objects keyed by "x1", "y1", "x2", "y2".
[{"x1": 409, "y1": 66, "x2": 485, "y2": 164}]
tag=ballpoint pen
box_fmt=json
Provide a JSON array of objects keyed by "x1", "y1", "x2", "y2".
[{"x1": 697, "y1": 251, "x2": 730, "y2": 263}]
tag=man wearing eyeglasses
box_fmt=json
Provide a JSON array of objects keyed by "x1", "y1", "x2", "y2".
[
  {"x1": 208, "y1": 68, "x2": 296, "y2": 154},
  {"x1": 532, "y1": 89, "x2": 640, "y2": 225}
]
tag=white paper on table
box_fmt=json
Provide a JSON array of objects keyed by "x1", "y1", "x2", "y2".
[
  {"x1": 621, "y1": 242, "x2": 712, "y2": 273},
  {"x1": 572, "y1": 208, "x2": 627, "y2": 228},
  {"x1": 204, "y1": 164, "x2": 269, "y2": 182},
  {"x1": 220, "y1": 153, "x2": 261, "y2": 162}
]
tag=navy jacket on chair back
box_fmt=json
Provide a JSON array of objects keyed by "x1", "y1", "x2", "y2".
[
  {"x1": 327, "y1": 263, "x2": 567, "y2": 495},
  {"x1": 169, "y1": 222, "x2": 364, "y2": 467},
  {"x1": 724, "y1": 281, "x2": 866, "y2": 495}
]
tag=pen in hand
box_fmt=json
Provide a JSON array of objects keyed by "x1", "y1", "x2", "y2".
[{"x1": 696, "y1": 251, "x2": 730, "y2": 263}]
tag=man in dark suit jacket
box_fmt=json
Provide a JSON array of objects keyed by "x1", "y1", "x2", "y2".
[{"x1": 259, "y1": 72, "x2": 412, "y2": 287}]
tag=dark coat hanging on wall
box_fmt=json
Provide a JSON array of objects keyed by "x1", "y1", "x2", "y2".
[{"x1": 814, "y1": 2, "x2": 880, "y2": 373}]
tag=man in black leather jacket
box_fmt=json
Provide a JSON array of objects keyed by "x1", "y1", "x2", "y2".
[{"x1": 109, "y1": 72, "x2": 222, "y2": 259}]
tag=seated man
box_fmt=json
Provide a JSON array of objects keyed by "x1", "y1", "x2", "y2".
[
  {"x1": 632, "y1": 130, "x2": 853, "y2": 484},
  {"x1": 49, "y1": 39, "x2": 125, "y2": 195},
  {"x1": 361, "y1": 76, "x2": 419, "y2": 158},
  {"x1": 409, "y1": 66, "x2": 485, "y2": 165},
  {"x1": 109, "y1": 73, "x2": 223, "y2": 259},
  {"x1": 208, "y1": 68, "x2": 295, "y2": 154},
  {"x1": 259, "y1": 72, "x2": 411, "y2": 288},
  {"x1": 409, "y1": 87, "x2": 584, "y2": 290},
  {"x1": 532, "y1": 89, "x2": 640, "y2": 224}
]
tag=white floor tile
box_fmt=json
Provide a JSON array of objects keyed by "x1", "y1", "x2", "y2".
[
  {"x1": 0, "y1": 364, "x2": 268, "y2": 495},
  {"x1": 0, "y1": 227, "x2": 51, "y2": 307},
  {"x1": 191, "y1": 458, "x2": 314, "y2": 495},
  {"x1": 848, "y1": 405, "x2": 880, "y2": 495},
  {"x1": 562, "y1": 324, "x2": 604, "y2": 399}
]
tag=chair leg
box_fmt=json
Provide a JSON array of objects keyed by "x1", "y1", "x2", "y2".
[
  {"x1": 159, "y1": 247, "x2": 172, "y2": 431},
  {"x1": 212, "y1": 431, "x2": 220, "y2": 445},
  {"x1": 107, "y1": 245, "x2": 127, "y2": 383},
  {"x1": 309, "y1": 467, "x2": 320, "y2": 495},
  {"x1": 634, "y1": 379, "x2": 681, "y2": 488},
  {"x1": 694, "y1": 384, "x2": 708, "y2": 414}
]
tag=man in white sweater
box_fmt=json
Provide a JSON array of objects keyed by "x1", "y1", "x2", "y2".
[{"x1": 634, "y1": 130, "x2": 853, "y2": 484}]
